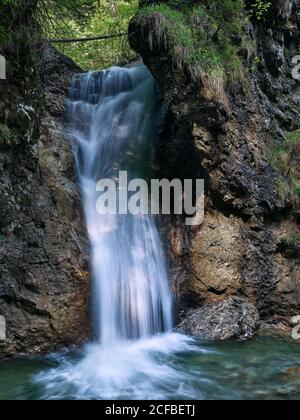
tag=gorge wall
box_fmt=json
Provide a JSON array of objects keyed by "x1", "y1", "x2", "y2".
[
  {"x1": 130, "y1": 0, "x2": 300, "y2": 339},
  {"x1": 0, "y1": 1, "x2": 89, "y2": 358}
]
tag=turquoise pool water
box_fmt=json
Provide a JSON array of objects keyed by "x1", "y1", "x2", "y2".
[{"x1": 0, "y1": 333, "x2": 299, "y2": 400}]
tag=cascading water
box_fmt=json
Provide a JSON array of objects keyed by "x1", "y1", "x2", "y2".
[
  {"x1": 2, "y1": 56, "x2": 298, "y2": 404},
  {"x1": 35, "y1": 65, "x2": 200, "y2": 400},
  {"x1": 68, "y1": 65, "x2": 172, "y2": 343}
]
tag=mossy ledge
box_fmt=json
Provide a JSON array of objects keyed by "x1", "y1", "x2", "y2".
[
  {"x1": 280, "y1": 234, "x2": 300, "y2": 246},
  {"x1": 267, "y1": 130, "x2": 300, "y2": 207},
  {"x1": 131, "y1": 0, "x2": 255, "y2": 82}
]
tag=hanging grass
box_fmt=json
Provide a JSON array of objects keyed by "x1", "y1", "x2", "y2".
[
  {"x1": 138, "y1": 0, "x2": 252, "y2": 81},
  {"x1": 267, "y1": 130, "x2": 300, "y2": 205}
]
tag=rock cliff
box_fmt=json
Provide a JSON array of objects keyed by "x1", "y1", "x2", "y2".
[
  {"x1": 0, "y1": 44, "x2": 89, "y2": 358},
  {"x1": 130, "y1": 0, "x2": 300, "y2": 338}
]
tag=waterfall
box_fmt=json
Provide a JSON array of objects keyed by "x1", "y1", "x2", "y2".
[
  {"x1": 35, "y1": 65, "x2": 198, "y2": 400},
  {"x1": 68, "y1": 65, "x2": 172, "y2": 343}
]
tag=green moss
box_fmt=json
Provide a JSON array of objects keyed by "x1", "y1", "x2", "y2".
[
  {"x1": 0, "y1": 233, "x2": 5, "y2": 242},
  {"x1": 280, "y1": 235, "x2": 300, "y2": 246},
  {"x1": 0, "y1": 123, "x2": 14, "y2": 147},
  {"x1": 249, "y1": 0, "x2": 272, "y2": 21},
  {"x1": 138, "y1": 0, "x2": 249, "y2": 80},
  {"x1": 0, "y1": 123, "x2": 19, "y2": 147},
  {"x1": 0, "y1": 124, "x2": 11, "y2": 142},
  {"x1": 267, "y1": 130, "x2": 300, "y2": 205}
]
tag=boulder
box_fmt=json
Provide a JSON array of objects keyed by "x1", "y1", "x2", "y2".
[{"x1": 178, "y1": 297, "x2": 260, "y2": 341}]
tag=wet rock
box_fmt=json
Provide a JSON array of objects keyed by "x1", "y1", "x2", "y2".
[
  {"x1": 178, "y1": 297, "x2": 260, "y2": 341},
  {"x1": 0, "y1": 45, "x2": 89, "y2": 358},
  {"x1": 40, "y1": 44, "x2": 81, "y2": 117},
  {"x1": 130, "y1": 1, "x2": 300, "y2": 331}
]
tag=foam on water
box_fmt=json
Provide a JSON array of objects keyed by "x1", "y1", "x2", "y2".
[{"x1": 36, "y1": 334, "x2": 207, "y2": 400}]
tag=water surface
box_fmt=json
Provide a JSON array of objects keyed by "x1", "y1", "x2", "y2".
[{"x1": 0, "y1": 333, "x2": 299, "y2": 400}]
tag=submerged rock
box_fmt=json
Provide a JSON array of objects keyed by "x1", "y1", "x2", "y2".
[
  {"x1": 285, "y1": 366, "x2": 300, "y2": 377},
  {"x1": 178, "y1": 297, "x2": 260, "y2": 341}
]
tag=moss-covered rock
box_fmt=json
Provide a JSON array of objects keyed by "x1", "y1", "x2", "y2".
[
  {"x1": 267, "y1": 130, "x2": 300, "y2": 206},
  {"x1": 0, "y1": 124, "x2": 11, "y2": 145},
  {"x1": 0, "y1": 123, "x2": 20, "y2": 147},
  {"x1": 132, "y1": 0, "x2": 253, "y2": 82},
  {"x1": 130, "y1": 0, "x2": 300, "y2": 334},
  {"x1": 277, "y1": 234, "x2": 300, "y2": 259}
]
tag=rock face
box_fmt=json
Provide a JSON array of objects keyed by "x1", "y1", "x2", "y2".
[
  {"x1": 130, "y1": 1, "x2": 300, "y2": 339},
  {"x1": 178, "y1": 297, "x2": 260, "y2": 341},
  {"x1": 0, "y1": 45, "x2": 89, "y2": 358}
]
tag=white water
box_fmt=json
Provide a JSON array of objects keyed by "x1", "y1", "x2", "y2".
[
  {"x1": 35, "y1": 65, "x2": 200, "y2": 400},
  {"x1": 69, "y1": 65, "x2": 172, "y2": 341}
]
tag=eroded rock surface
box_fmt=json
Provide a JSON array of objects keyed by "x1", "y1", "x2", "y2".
[
  {"x1": 0, "y1": 45, "x2": 89, "y2": 358},
  {"x1": 130, "y1": 0, "x2": 300, "y2": 339}
]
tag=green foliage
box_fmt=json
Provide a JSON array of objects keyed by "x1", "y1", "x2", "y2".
[
  {"x1": 49, "y1": 0, "x2": 139, "y2": 70},
  {"x1": 251, "y1": 54, "x2": 264, "y2": 71},
  {"x1": 280, "y1": 235, "x2": 300, "y2": 246},
  {"x1": 201, "y1": 0, "x2": 245, "y2": 33},
  {"x1": 138, "y1": 0, "x2": 248, "y2": 80},
  {"x1": 0, "y1": 1, "x2": 139, "y2": 71},
  {"x1": 0, "y1": 233, "x2": 5, "y2": 242},
  {"x1": 0, "y1": 0, "x2": 40, "y2": 81},
  {"x1": 37, "y1": 0, "x2": 98, "y2": 38},
  {"x1": 249, "y1": 0, "x2": 272, "y2": 21},
  {"x1": 267, "y1": 130, "x2": 300, "y2": 205}
]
